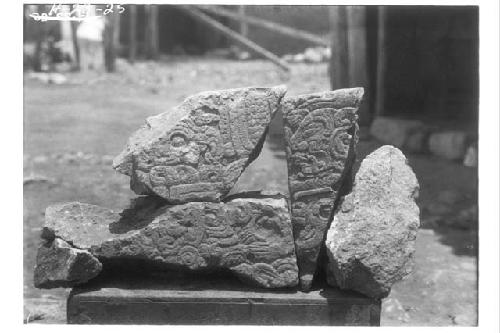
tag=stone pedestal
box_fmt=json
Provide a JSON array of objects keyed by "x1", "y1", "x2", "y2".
[{"x1": 67, "y1": 274, "x2": 380, "y2": 325}]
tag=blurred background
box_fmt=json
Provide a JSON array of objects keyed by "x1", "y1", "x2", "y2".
[{"x1": 23, "y1": 4, "x2": 478, "y2": 325}]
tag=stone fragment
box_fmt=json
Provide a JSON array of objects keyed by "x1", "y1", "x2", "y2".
[
  {"x1": 326, "y1": 145, "x2": 420, "y2": 299},
  {"x1": 463, "y1": 144, "x2": 478, "y2": 167},
  {"x1": 39, "y1": 196, "x2": 298, "y2": 289},
  {"x1": 34, "y1": 238, "x2": 102, "y2": 288},
  {"x1": 282, "y1": 88, "x2": 363, "y2": 290},
  {"x1": 428, "y1": 131, "x2": 468, "y2": 160},
  {"x1": 370, "y1": 117, "x2": 429, "y2": 153},
  {"x1": 113, "y1": 86, "x2": 287, "y2": 203}
]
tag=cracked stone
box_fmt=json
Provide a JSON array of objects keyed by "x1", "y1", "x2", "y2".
[
  {"x1": 34, "y1": 238, "x2": 102, "y2": 289},
  {"x1": 37, "y1": 195, "x2": 298, "y2": 289},
  {"x1": 282, "y1": 88, "x2": 363, "y2": 290},
  {"x1": 113, "y1": 86, "x2": 287, "y2": 204}
]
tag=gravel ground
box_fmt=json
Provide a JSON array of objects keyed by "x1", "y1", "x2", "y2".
[{"x1": 23, "y1": 59, "x2": 477, "y2": 325}]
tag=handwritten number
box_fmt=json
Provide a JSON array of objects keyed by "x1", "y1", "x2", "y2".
[{"x1": 103, "y1": 4, "x2": 114, "y2": 16}]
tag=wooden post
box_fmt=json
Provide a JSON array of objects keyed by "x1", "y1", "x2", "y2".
[
  {"x1": 179, "y1": 6, "x2": 290, "y2": 72},
  {"x1": 33, "y1": 4, "x2": 48, "y2": 71},
  {"x1": 328, "y1": 6, "x2": 349, "y2": 90},
  {"x1": 70, "y1": 21, "x2": 81, "y2": 71},
  {"x1": 374, "y1": 6, "x2": 387, "y2": 117},
  {"x1": 128, "y1": 4, "x2": 137, "y2": 63},
  {"x1": 198, "y1": 5, "x2": 329, "y2": 46},
  {"x1": 345, "y1": 6, "x2": 370, "y2": 125},
  {"x1": 104, "y1": 10, "x2": 119, "y2": 72},
  {"x1": 238, "y1": 6, "x2": 248, "y2": 37},
  {"x1": 145, "y1": 5, "x2": 159, "y2": 60}
]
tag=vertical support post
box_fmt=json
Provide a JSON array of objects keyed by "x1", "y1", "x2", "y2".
[
  {"x1": 34, "y1": 4, "x2": 48, "y2": 71},
  {"x1": 375, "y1": 6, "x2": 387, "y2": 117},
  {"x1": 238, "y1": 6, "x2": 248, "y2": 37},
  {"x1": 128, "y1": 4, "x2": 137, "y2": 63},
  {"x1": 145, "y1": 5, "x2": 159, "y2": 59},
  {"x1": 328, "y1": 6, "x2": 349, "y2": 90},
  {"x1": 345, "y1": 5, "x2": 370, "y2": 125},
  {"x1": 104, "y1": 10, "x2": 119, "y2": 72}
]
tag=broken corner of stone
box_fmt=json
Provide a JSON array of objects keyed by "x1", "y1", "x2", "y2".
[
  {"x1": 112, "y1": 85, "x2": 288, "y2": 205},
  {"x1": 33, "y1": 238, "x2": 102, "y2": 289},
  {"x1": 325, "y1": 145, "x2": 420, "y2": 299}
]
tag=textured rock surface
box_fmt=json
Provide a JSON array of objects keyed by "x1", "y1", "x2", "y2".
[
  {"x1": 40, "y1": 196, "x2": 298, "y2": 288},
  {"x1": 370, "y1": 117, "x2": 429, "y2": 153},
  {"x1": 113, "y1": 86, "x2": 286, "y2": 203},
  {"x1": 34, "y1": 238, "x2": 102, "y2": 288},
  {"x1": 282, "y1": 88, "x2": 363, "y2": 290},
  {"x1": 326, "y1": 145, "x2": 420, "y2": 299}
]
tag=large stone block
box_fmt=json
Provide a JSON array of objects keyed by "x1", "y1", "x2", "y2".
[
  {"x1": 34, "y1": 238, "x2": 102, "y2": 289},
  {"x1": 428, "y1": 130, "x2": 468, "y2": 160},
  {"x1": 113, "y1": 86, "x2": 287, "y2": 203},
  {"x1": 369, "y1": 117, "x2": 429, "y2": 153},
  {"x1": 326, "y1": 145, "x2": 420, "y2": 299},
  {"x1": 38, "y1": 195, "x2": 298, "y2": 289},
  {"x1": 282, "y1": 88, "x2": 363, "y2": 290}
]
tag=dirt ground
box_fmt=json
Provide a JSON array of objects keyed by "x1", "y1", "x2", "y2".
[{"x1": 23, "y1": 58, "x2": 478, "y2": 325}]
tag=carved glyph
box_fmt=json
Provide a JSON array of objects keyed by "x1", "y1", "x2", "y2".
[
  {"x1": 39, "y1": 196, "x2": 298, "y2": 288},
  {"x1": 113, "y1": 86, "x2": 287, "y2": 204},
  {"x1": 282, "y1": 88, "x2": 364, "y2": 290}
]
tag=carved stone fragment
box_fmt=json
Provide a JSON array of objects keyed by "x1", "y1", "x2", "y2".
[
  {"x1": 325, "y1": 145, "x2": 420, "y2": 299},
  {"x1": 38, "y1": 195, "x2": 298, "y2": 289},
  {"x1": 113, "y1": 86, "x2": 287, "y2": 203},
  {"x1": 34, "y1": 238, "x2": 102, "y2": 288},
  {"x1": 282, "y1": 88, "x2": 364, "y2": 290}
]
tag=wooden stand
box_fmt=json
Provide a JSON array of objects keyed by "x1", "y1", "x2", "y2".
[{"x1": 67, "y1": 274, "x2": 380, "y2": 325}]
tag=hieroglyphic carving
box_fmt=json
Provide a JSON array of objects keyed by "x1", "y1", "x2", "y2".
[
  {"x1": 282, "y1": 88, "x2": 364, "y2": 291},
  {"x1": 39, "y1": 196, "x2": 298, "y2": 288},
  {"x1": 113, "y1": 86, "x2": 287, "y2": 204}
]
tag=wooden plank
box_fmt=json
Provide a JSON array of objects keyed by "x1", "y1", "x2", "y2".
[
  {"x1": 375, "y1": 6, "x2": 387, "y2": 117},
  {"x1": 67, "y1": 276, "x2": 380, "y2": 325},
  {"x1": 198, "y1": 5, "x2": 329, "y2": 46},
  {"x1": 179, "y1": 6, "x2": 290, "y2": 72},
  {"x1": 128, "y1": 4, "x2": 137, "y2": 63}
]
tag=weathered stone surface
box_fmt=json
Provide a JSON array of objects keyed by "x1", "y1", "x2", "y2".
[
  {"x1": 370, "y1": 117, "x2": 429, "y2": 153},
  {"x1": 40, "y1": 195, "x2": 298, "y2": 289},
  {"x1": 428, "y1": 131, "x2": 468, "y2": 160},
  {"x1": 326, "y1": 145, "x2": 420, "y2": 299},
  {"x1": 34, "y1": 238, "x2": 102, "y2": 288},
  {"x1": 282, "y1": 88, "x2": 363, "y2": 290},
  {"x1": 113, "y1": 86, "x2": 287, "y2": 203}
]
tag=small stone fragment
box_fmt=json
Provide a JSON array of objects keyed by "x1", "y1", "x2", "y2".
[
  {"x1": 463, "y1": 143, "x2": 478, "y2": 167},
  {"x1": 326, "y1": 145, "x2": 420, "y2": 299},
  {"x1": 34, "y1": 238, "x2": 102, "y2": 288},
  {"x1": 113, "y1": 86, "x2": 287, "y2": 204},
  {"x1": 282, "y1": 88, "x2": 363, "y2": 290},
  {"x1": 39, "y1": 196, "x2": 298, "y2": 289},
  {"x1": 428, "y1": 131, "x2": 468, "y2": 160}
]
